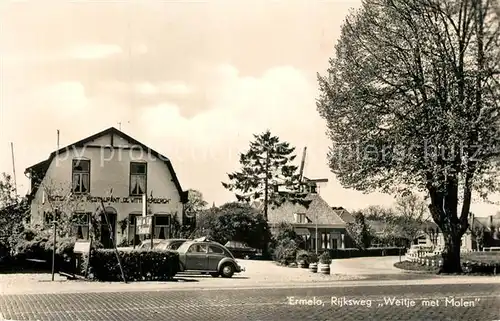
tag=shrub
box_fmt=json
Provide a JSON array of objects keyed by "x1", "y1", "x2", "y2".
[
  {"x1": 319, "y1": 251, "x2": 331, "y2": 264},
  {"x1": 328, "y1": 247, "x2": 404, "y2": 259},
  {"x1": 272, "y1": 238, "x2": 299, "y2": 266},
  {"x1": 296, "y1": 250, "x2": 309, "y2": 263},
  {"x1": 9, "y1": 228, "x2": 78, "y2": 272},
  {"x1": 308, "y1": 252, "x2": 318, "y2": 263},
  {"x1": 461, "y1": 260, "x2": 500, "y2": 274},
  {"x1": 87, "y1": 249, "x2": 179, "y2": 281}
]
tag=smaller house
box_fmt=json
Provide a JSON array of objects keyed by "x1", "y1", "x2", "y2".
[
  {"x1": 470, "y1": 213, "x2": 500, "y2": 249},
  {"x1": 367, "y1": 219, "x2": 474, "y2": 250},
  {"x1": 266, "y1": 194, "x2": 355, "y2": 251}
]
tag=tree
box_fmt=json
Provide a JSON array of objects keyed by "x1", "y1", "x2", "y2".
[
  {"x1": 470, "y1": 222, "x2": 486, "y2": 250},
  {"x1": 363, "y1": 205, "x2": 393, "y2": 220},
  {"x1": 317, "y1": 0, "x2": 500, "y2": 273},
  {"x1": 392, "y1": 193, "x2": 427, "y2": 246},
  {"x1": 222, "y1": 130, "x2": 305, "y2": 220},
  {"x1": 346, "y1": 211, "x2": 374, "y2": 249},
  {"x1": 0, "y1": 173, "x2": 29, "y2": 258},
  {"x1": 193, "y1": 202, "x2": 271, "y2": 250},
  {"x1": 37, "y1": 179, "x2": 87, "y2": 238},
  {"x1": 185, "y1": 189, "x2": 208, "y2": 215},
  {"x1": 182, "y1": 189, "x2": 208, "y2": 233}
]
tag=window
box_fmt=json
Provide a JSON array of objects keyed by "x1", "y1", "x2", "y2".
[
  {"x1": 208, "y1": 245, "x2": 224, "y2": 254},
  {"x1": 321, "y1": 232, "x2": 331, "y2": 249},
  {"x1": 72, "y1": 159, "x2": 90, "y2": 194},
  {"x1": 154, "y1": 215, "x2": 171, "y2": 239},
  {"x1": 130, "y1": 162, "x2": 147, "y2": 196},
  {"x1": 188, "y1": 244, "x2": 208, "y2": 253},
  {"x1": 295, "y1": 213, "x2": 306, "y2": 224},
  {"x1": 71, "y1": 213, "x2": 90, "y2": 240}
]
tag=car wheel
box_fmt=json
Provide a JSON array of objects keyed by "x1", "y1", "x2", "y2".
[
  {"x1": 220, "y1": 263, "x2": 235, "y2": 278},
  {"x1": 210, "y1": 273, "x2": 219, "y2": 277}
]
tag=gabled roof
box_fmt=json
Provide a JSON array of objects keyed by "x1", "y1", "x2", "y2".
[
  {"x1": 473, "y1": 214, "x2": 500, "y2": 231},
  {"x1": 25, "y1": 127, "x2": 188, "y2": 203},
  {"x1": 267, "y1": 193, "x2": 346, "y2": 226},
  {"x1": 333, "y1": 207, "x2": 355, "y2": 223}
]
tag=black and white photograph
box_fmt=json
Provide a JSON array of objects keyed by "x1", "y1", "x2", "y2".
[{"x1": 0, "y1": 0, "x2": 499, "y2": 320}]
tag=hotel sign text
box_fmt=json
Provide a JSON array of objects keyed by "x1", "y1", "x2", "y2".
[{"x1": 48, "y1": 195, "x2": 171, "y2": 204}]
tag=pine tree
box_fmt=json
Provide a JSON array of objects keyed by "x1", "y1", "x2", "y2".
[{"x1": 222, "y1": 130, "x2": 306, "y2": 220}]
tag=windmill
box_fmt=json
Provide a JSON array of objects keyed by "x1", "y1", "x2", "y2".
[{"x1": 297, "y1": 147, "x2": 329, "y2": 194}]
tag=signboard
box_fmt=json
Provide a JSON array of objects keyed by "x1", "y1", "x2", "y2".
[
  {"x1": 137, "y1": 216, "x2": 152, "y2": 235},
  {"x1": 73, "y1": 241, "x2": 91, "y2": 253},
  {"x1": 48, "y1": 195, "x2": 171, "y2": 204}
]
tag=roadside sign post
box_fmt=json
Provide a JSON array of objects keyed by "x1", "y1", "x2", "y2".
[{"x1": 137, "y1": 216, "x2": 153, "y2": 235}]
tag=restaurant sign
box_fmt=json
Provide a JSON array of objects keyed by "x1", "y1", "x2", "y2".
[{"x1": 48, "y1": 195, "x2": 171, "y2": 204}]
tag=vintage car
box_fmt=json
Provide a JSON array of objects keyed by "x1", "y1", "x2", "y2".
[
  {"x1": 176, "y1": 237, "x2": 245, "y2": 278},
  {"x1": 117, "y1": 239, "x2": 187, "y2": 251},
  {"x1": 139, "y1": 238, "x2": 187, "y2": 250},
  {"x1": 224, "y1": 241, "x2": 262, "y2": 259}
]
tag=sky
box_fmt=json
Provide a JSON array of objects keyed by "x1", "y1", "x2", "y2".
[{"x1": 0, "y1": 0, "x2": 497, "y2": 216}]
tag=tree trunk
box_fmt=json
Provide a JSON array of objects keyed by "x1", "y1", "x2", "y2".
[
  {"x1": 441, "y1": 232, "x2": 463, "y2": 273},
  {"x1": 428, "y1": 179, "x2": 470, "y2": 274}
]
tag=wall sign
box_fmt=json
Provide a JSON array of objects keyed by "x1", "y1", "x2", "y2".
[{"x1": 48, "y1": 195, "x2": 171, "y2": 204}]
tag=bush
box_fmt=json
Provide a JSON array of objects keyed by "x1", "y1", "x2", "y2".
[
  {"x1": 87, "y1": 249, "x2": 179, "y2": 282},
  {"x1": 461, "y1": 260, "x2": 500, "y2": 274},
  {"x1": 272, "y1": 238, "x2": 299, "y2": 265},
  {"x1": 319, "y1": 251, "x2": 331, "y2": 264},
  {"x1": 9, "y1": 228, "x2": 78, "y2": 272},
  {"x1": 328, "y1": 247, "x2": 404, "y2": 259},
  {"x1": 296, "y1": 250, "x2": 309, "y2": 263},
  {"x1": 308, "y1": 252, "x2": 318, "y2": 263}
]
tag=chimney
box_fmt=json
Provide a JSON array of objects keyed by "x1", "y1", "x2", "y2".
[
  {"x1": 490, "y1": 215, "x2": 494, "y2": 231},
  {"x1": 309, "y1": 183, "x2": 317, "y2": 194}
]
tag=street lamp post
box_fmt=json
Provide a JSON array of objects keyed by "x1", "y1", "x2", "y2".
[
  {"x1": 51, "y1": 220, "x2": 57, "y2": 281},
  {"x1": 315, "y1": 211, "x2": 318, "y2": 255}
]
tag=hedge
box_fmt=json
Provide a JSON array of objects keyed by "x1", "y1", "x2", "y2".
[
  {"x1": 328, "y1": 247, "x2": 405, "y2": 259},
  {"x1": 9, "y1": 234, "x2": 78, "y2": 272},
  {"x1": 84, "y1": 249, "x2": 179, "y2": 282}
]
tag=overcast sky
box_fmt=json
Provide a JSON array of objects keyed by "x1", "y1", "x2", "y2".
[{"x1": 0, "y1": 0, "x2": 497, "y2": 216}]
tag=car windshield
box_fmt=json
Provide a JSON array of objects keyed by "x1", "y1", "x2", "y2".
[
  {"x1": 140, "y1": 240, "x2": 161, "y2": 250},
  {"x1": 169, "y1": 241, "x2": 185, "y2": 250},
  {"x1": 177, "y1": 242, "x2": 192, "y2": 252}
]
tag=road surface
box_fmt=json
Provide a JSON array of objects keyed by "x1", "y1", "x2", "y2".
[
  {"x1": 330, "y1": 256, "x2": 404, "y2": 275},
  {"x1": 1, "y1": 282, "x2": 499, "y2": 320}
]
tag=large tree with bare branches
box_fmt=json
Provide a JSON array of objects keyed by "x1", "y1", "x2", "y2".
[{"x1": 317, "y1": 0, "x2": 500, "y2": 273}]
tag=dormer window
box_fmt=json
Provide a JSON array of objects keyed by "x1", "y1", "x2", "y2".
[
  {"x1": 72, "y1": 159, "x2": 90, "y2": 194},
  {"x1": 295, "y1": 213, "x2": 306, "y2": 224}
]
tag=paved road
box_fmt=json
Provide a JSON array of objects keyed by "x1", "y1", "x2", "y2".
[
  {"x1": 330, "y1": 256, "x2": 404, "y2": 275},
  {"x1": 1, "y1": 283, "x2": 499, "y2": 320}
]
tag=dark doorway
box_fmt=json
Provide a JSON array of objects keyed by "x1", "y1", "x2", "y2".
[{"x1": 100, "y1": 211, "x2": 117, "y2": 249}]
